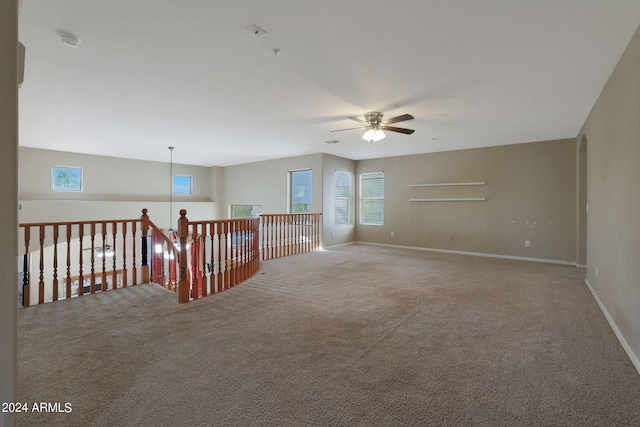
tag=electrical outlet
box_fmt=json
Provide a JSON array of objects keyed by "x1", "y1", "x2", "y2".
[
  {"x1": 391, "y1": 232, "x2": 395, "y2": 237},
  {"x1": 525, "y1": 240, "x2": 531, "y2": 247},
  {"x1": 331, "y1": 232, "x2": 335, "y2": 238}
]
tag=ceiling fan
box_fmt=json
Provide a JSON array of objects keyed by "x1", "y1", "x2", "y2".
[{"x1": 330, "y1": 112, "x2": 415, "y2": 144}]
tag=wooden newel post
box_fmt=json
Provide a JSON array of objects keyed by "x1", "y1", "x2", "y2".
[
  {"x1": 178, "y1": 209, "x2": 190, "y2": 303},
  {"x1": 141, "y1": 208, "x2": 150, "y2": 283}
]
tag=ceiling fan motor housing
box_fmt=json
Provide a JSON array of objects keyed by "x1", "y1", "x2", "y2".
[{"x1": 364, "y1": 112, "x2": 384, "y2": 129}]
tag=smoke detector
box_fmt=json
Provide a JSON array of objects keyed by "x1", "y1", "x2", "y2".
[{"x1": 60, "y1": 34, "x2": 81, "y2": 48}]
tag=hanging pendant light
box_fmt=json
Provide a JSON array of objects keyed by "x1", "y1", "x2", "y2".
[{"x1": 158, "y1": 146, "x2": 189, "y2": 259}]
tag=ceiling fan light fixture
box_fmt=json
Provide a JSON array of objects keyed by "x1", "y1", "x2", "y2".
[
  {"x1": 362, "y1": 129, "x2": 385, "y2": 142},
  {"x1": 96, "y1": 248, "x2": 114, "y2": 258}
]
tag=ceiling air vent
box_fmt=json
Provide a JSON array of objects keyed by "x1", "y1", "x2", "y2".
[{"x1": 247, "y1": 25, "x2": 266, "y2": 38}]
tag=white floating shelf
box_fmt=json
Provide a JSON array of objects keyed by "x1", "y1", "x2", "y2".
[
  {"x1": 410, "y1": 198, "x2": 486, "y2": 202},
  {"x1": 409, "y1": 181, "x2": 485, "y2": 187}
]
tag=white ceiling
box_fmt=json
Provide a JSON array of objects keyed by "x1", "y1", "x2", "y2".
[{"x1": 17, "y1": 1, "x2": 640, "y2": 167}]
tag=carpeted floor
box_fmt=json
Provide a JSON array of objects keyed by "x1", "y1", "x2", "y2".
[{"x1": 17, "y1": 244, "x2": 640, "y2": 426}]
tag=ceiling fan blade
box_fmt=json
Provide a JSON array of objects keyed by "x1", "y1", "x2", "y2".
[
  {"x1": 384, "y1": 126, "x2": 415, "y2": 135},
  {"x1": 330, "y1": 126, "x2": 367, "y2": 133},
  {"x1": 384, "y1": 114, "x2": 414, "y2": 125},
  {"x1": 346, "y1": 116, "x2": 367, "y2": 123}
]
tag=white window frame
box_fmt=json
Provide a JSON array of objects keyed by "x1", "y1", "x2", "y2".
[
  {"x1": 230, "y1": 205, "x2": 263, "y2": 219},
  {"x1": 288, "y1": 169, "x2": 313, "y2": 213},
  {"x1": 173, "y1": 175, "x2": 192, "y2": 195},
  {"x1": 359, "y1": 171, "x2": 384, "y2": 226},
  {"x1": 335, "y1": 170, "x2": 353, "y2": 226}
]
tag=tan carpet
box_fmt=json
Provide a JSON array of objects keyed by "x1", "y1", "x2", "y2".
[{"x1": 17, "y1": 244, "x2": 640, "y2": 426}]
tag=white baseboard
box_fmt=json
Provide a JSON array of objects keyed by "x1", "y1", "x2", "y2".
[
  {"x1": 584, "y1": 279, "x2": 640, "y2": 375},
  {"x1": 353, "y1": 241, "x2": 577, "y2": 266},
  {"x1": 322, "y1": 242, "x2": 355, "y2": 250}
]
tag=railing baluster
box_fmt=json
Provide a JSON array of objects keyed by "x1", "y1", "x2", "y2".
[
  {"x1": 239, "y1": 220, "x2": 245, "y2": 283},
  {"x1": 200, "y1": 224, "x2": 207, "y2": 298},
  {"x1": 132, "y1": 221, "x2": 138, "y2": 286},
  {"x1": 278, "y1": 215, "x2": 283, "y2": 258},
  {"x1": 111, "y1": 222, "x2": 118, "y2": 290},
  {"x1": 122, "y1": 221, "x2": 128, "y2": 288},
  {"x1": 101, "y1": 223, "x2": 107, "y2": 291},
  {"x1": 90, "y1": 223, "x2": 96, "y2": 294},
  {"x1": 66, "y1": 224, "x2": 72, "y2": 299},
  {"x1": 38, "y1": 225, "x2": 45, "y2": 304},
  {"x1": 294, "y1": 214, "x2": 298, "y2": 255},
  {"x1": 232, "y1": 220, "x2": 238, "y2": 288},
  {"x1": 298, "y1": 214, "x2": 303, "y2": 254},
  {"x1": 217, "y1": 222, "x2": 223, "y2": 292},
  {"x1": 224, "y1": 222, "x2": 230, "y2": 290},
  {"x1": 52, "y1": 225, "x2": 59, "y2": 301},
  {"x1": 178, "y1": 210, "x2": 189, "y2": 303},
  {"x1": 78, "y1": 224, "x2": 84, "y2": 297},
  {"x1": 283, "y1": 214, "x2": 287, "y2": 257},
  {"x1": 209, "y1": 223, "x2": 216, "y2": 294},
  {"x1": 23, "y1": 226, "x2": 30, "y2": 307},
  {"x1": 243, "y1": 220, "x2": 249, "y2": 281},
  {"x1": 235, "y1": 220, "x2": 240, "y2": 284},
  {"x1": 267, "y1": 215, "x2": 272, "y2": 260},
  {"x1": 141, "y1": 209, "x2": 150, "y2": 284},
  {"x1": 288, "y1": 214, "x2": 292, "y2": 256}
]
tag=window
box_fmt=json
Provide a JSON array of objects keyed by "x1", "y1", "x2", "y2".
[
  {"x1": 335, "y1": 170, "x2": 353, "y2": 226},
  {"x1": 230, "y1": 205, "x2": 263, "y2": 218},
  {"x1": 359, "y1": 171, "x2": 384, "y2": 225},
  {"x1": 173, "y1": 175, "x2": 192, "y2": 194},
  {"x1": 289, "y1": 169, "x2": 312, "y2": 213},
  {"x1": 51, "y1": 166, "x2": 83, "y2": 192}
]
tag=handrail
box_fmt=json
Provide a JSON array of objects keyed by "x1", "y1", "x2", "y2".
[
  {"x1": 19, "y1": 218, "x2": 141, "y2": 228},
  {"x1": 148, "y1": 220, "x2": 180, "y2": 254},
  {"x1": 147, "y1": 220, "x2": 180, "y2": 292}
]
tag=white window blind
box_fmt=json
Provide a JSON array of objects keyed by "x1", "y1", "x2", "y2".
[
  {"x1": 359, "y1": 171, "x2": 384, "y2": 225},
  {"x1": 335, "y1": 170, "x2": 353, "y2": 226}
]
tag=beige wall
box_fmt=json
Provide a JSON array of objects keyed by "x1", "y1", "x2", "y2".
[
  {"x1": 322, "y1": 154, "x2": 356, "y2": 246},
  {"x1": 578, "y1": 25, "x2": 640, "y2": 371},
  {"x1": 222, "y1": 153, "x2": 357, "y2": 245},
  {"x1": 221, "y1": 153, "x2": 324, "y2": 216},
  {"x1": 1, "y1": 0, "x2": 19, "y2": 425},
  {"x1": 20, "y1": 147, "x2": 214, "y2": 201},
  {"x1": 19, "y1": 147, "x2": 219, "y2": 228},
  {"x1": 356, "y1": 139, "x2": 577, "y2": 263}
]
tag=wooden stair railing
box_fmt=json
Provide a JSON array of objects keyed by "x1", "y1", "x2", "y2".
[
  {"x1": 145, "y1": 210, "x2": 182, "y2": 294},
  {"x1": 180, "y1": 212, "x2": 322, "y2": 303},
  {"x1": 259, "y1": 213, "x2": 322, "y2": 260},
  {"x1": 19, "y1": 210, "x2": 323, "y2": 307},
  {"x1": 19, "y1": 211, "x2": 150, "y2": 308},
  {"x1": 185, "y1": 211, "x2": 261, "y2": 301}
]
